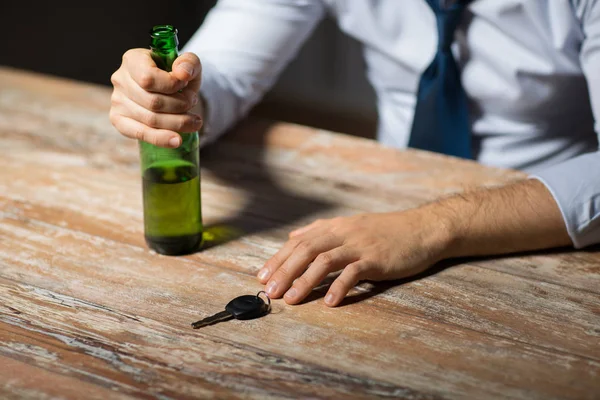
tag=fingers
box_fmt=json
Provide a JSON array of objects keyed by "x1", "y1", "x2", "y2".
[
  {"x1": 258, "y1": 226, "x2": 326, "y2": 283},
  {"x1": 260, "y1": 232, "x2": 342, "y2": 298},
  {"x1": 123, "y1": 72, "x2": 199, "y2": 114},
  {"x1": 112, "y1": 91, "x2": 202, "y2": 135},
  {"x1": 172, "y1": 52, "x2": 202, "y2": 93},
  {"x1": 283, "y1": 246, "x2": 358, "y2": 305},
  {"x1": 324, "y1": 261, "x2": 370, "y2": 307},
  {"x1": 110, "y1": 49, "x2": 204, "y2": 146},
  {"x1": 109, "y1": 113, "x2": 182, "y2": 148},
  {"x1": 124, "y1": 49, "x2": 187, "y2": 94}
]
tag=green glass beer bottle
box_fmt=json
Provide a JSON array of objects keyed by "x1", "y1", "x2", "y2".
[{"x1": 140, "y1": 25, "x2": 203, "y2": 255}]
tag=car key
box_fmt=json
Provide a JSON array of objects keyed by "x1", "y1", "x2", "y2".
[{"x1": 191, "y1": 291, "x2": 271, "y2": 329}]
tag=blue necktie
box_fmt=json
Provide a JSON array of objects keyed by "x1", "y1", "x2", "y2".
[{"x1": 408, "y1": 0, "x2": 471, "y2": 158}]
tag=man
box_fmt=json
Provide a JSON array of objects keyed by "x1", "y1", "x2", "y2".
[{"x1": 109, "y1": 0, "x2": 600, "y2": 307}]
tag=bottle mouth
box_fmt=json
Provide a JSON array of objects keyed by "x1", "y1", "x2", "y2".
[{"x1": 150, "y1": 25, "x2": 177, "y2": 38}]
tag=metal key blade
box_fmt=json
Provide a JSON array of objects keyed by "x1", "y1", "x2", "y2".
[{"x1": 191, "y1": 311, "x2": 233, "y2": 329}]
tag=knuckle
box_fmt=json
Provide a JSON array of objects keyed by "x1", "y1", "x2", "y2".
[
  {"x1": 186, "y1": 93, "x2": 198, "y2": 110},
  {"x1": 148, "y1": 95, "x2": 163, "y2": 111},
  {"x1": 266, "y1": 254, "x2": 282, "y2": 267},
  {"x1": 274, "y1": 267, "x2": 290, "y2": 280},
  {"x1": 143, "y1": 112, "x2": 159, "y2": 128},
  {"x1": 122, "y1": 49, "x2": 135, "y2": 62},
  {"x1": 345, "y1": 264, "x2": 357, "y2": 277},
  {"x1": 133, "y1": 127, "x2": 146, "y2": 142},
  {"x1": 149, "y1": 134, "x2": 161, "y2": 147},
  {"x1": 331, "y1": 219, "x2": 348, "y2": 234},
  {"x1": 315, "y1": 252, "x2": 334, "y2": 268},
  {"x1": 323, "y1": 232, "x2": 339, "y2": 243},
  {"x1": 138, "y1": 72, "x2": 155, "y2": 90},
  {"x1": 329, "y1": 280, "x2": 346, "y2": 294},
  {"x1": 108, "y1": 110, "x2": 119, "y2": 126},
  {"x1": 194, "y1": 116, "x2": 203, "y2": 131},
  {"x1": 175, "y1": 98, "x2": 190, "y2": 113},
  {"x1": 176, "y1": 116, "x2": 192, "y2": 132},
  {"x1": 294, "y1": 275, "x2": 312, "y2": 289},
  {"x1": 296, "y1": 241, "x2": 314, "y2": 255},
  {"x1": 288, "y1": 238, "x2": 302, "y2": 250},
  {"x1": 110, "y1": 91, "x2": 121, "y2": 107},
  {"x1": 365, "y1": 239, "x2": 380, "y2": 250},
  {"x1": 346, "y1": 263, "x2": 364, "y2": 279},
  {"x1": 110, "y1": 71, "x2": 120, "y2": 87}
]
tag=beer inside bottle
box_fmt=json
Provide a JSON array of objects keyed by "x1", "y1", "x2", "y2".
[{"x1": 140, "y1": 25, "x2": 202, "y2": 255}]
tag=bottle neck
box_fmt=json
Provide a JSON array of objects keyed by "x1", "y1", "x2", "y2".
[
  {"x1": 149, "y1": 25, "x2": 179, "y2": 72},
  {"x1": 151, "y1": 47, "x2": 178, "y2": 72}
]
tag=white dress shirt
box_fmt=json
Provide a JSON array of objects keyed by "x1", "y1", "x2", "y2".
[{"x1": 183, "y1": 0, "x2": 600, "y2": 248}]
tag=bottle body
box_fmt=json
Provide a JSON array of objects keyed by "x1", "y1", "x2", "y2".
[{"x1": 141, "y1": 25, "x2": 202, "y2": 255}]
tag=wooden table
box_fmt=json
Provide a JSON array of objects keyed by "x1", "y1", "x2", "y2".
[{"x1": 0, "y1": 67, "x2": 599, "y2": 400}]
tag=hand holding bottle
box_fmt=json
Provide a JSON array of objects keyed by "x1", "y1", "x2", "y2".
[
  {"x1": 109, "y1": 48, "x2": 203, "y2": 148},
  {"x1": 116, "y1": 26, "x2": 204, "y2": 256}
]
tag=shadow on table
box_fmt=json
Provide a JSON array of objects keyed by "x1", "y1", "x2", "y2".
[
  {"x1": 298, "y1": 258, "x2": 467, "y2": 306},
  {"x1": 198, "y1": 119, "x2": 335, "y2": 250},
  {"x1": 299, "y1": 245, "x2": 593, "y2": 306}
]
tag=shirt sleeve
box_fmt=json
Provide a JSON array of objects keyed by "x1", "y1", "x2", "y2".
[
  {"x1": 531, "y1": 0, "x2": 600, "y2": 248},
  {"x1": 182, "y1": 0, "x2": 326, "y2": 145}
]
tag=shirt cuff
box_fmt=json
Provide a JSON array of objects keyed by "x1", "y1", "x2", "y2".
[{"x1": 530, "y1": 152, "x2": 600, "y2": 248}]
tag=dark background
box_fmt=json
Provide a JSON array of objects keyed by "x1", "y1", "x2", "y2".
[{"x1": 0, "y1": 1, "x2": 376, "y2": 137}]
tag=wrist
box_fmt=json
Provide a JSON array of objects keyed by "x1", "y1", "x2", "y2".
[
  {"x1": 417, "y1": 179, "x2": 571, "y2": 262},
  {"x1": 408, "y1": 201, "x2": 461, "y2": 263}
]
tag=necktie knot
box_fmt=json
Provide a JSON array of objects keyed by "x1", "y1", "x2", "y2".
[{"x1": 427, "y1": 0, "x2": 467, "y2": 51}]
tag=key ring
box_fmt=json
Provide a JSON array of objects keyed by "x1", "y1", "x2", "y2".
[{"x1": 257, "y1": 290, "x2": 271, "y2": 311}]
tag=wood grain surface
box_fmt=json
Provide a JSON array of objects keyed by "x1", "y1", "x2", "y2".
[{"x1": 0, "y1": 67, "x2": 599, "y2": 400}]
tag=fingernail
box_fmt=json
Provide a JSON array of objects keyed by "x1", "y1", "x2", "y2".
[
  {"x1": 284, "y1": 287, "x2": 297, "y2": 300},
  {"x1": 257, "y1": 268, "x2": 269, "y2": 281},
  {"x1": 192, "y1": 95, "x2": 199, "y2": 106},
  {"x1": 266, "y1": 281, "x2": 278, "y2": 296},
  {"x1": 169, "y1": 136, "x2": 181, "y2": 148},
  {"x1": 324, "y1": 293, "x2": 335, "y2": 306},
  {"x1": 180, "y1": 62, "x2": 194, "y2": 77}
]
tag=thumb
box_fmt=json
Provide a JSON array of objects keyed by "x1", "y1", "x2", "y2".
[{"x1": 171, "y1": 52, "x2": 202, "y2": 92}]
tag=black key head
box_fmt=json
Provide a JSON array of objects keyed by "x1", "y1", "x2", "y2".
[{"x1": 225, "y1": 292, "x2": 270, "y2": 320}]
